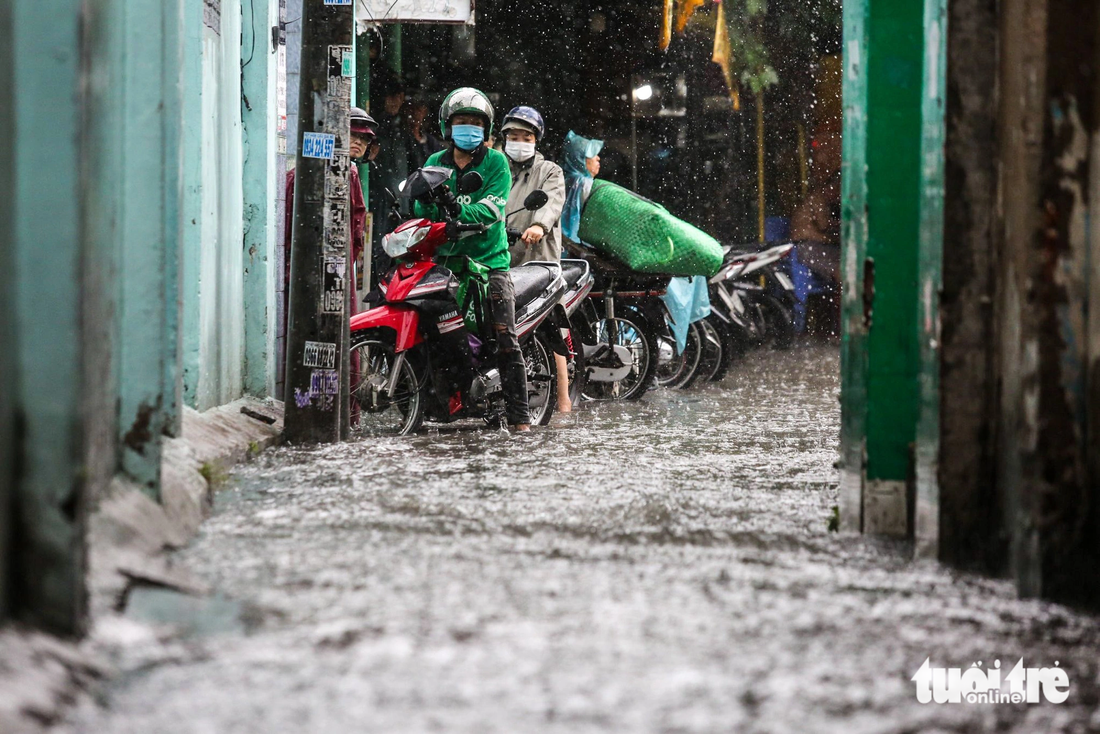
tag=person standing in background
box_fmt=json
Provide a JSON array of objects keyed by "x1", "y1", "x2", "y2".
[
  {"x1": 560, "y1": 131, "x2": 604, "y2": 242},
  {"x1": 501, "y1": 106, "x2": 571, "y2": 414},
  {"x1": 406, "y1": 99, "x2": 444, "y2": 170}
]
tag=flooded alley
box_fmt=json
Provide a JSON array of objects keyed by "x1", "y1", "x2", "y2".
[{"x1": 70, "y1": 347, "x2": 1100, "y2": 733}]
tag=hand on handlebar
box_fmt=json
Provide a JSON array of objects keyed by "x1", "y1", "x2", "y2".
[
  {"x1": 446, "y1": 221, "x2": 487, "y2": 240},
  {"x1": 521, "y1": 225, "x2": 546, "y2": 245},
  {"x1": 437, "y1": 187, "x2": 462, "y2": 219}
]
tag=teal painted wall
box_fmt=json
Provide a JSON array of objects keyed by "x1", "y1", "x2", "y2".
[
  {"x1": 0, "y1": 0, "x2": 14, "y2": 623},
  {"x1": 839, "y1": 0, "x2": 869, "y2": 531},
  {"x1": 8, "y1": 0, "x2": 87, "y2": 634},
  {"x1": 181, "y1": 0, "x2": 204, "y2": 409},
  {"x1": 183, "y1": 0, "x2": 250, "y2": 412},
  {"x1": 116, "y1": 0, "x2": 179, "y2": 492},
  {"x1": 242, "y1": 0, "x2": 279, "y2": 398},
  {"x1": 915, "y1": 0, "x2": 947, "y2": 556}
]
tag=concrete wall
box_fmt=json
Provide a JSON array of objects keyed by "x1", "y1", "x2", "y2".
[
  {"x1": 2, "y1": 0, "x2": 90, "y2": 635},
  {"x1": 242, "y1": 0, "x2": 280, "y2": 399},
  {"x1": 182, "y1": 0, "x2": 280, "y2": 412},
  {"x1": 0, "y1": 0, "x2": 13, "y2": 624}
]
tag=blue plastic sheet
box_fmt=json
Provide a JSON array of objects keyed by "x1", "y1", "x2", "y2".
[{"x1": 662, "y1": 275, "x2": 711, "y2": 354}]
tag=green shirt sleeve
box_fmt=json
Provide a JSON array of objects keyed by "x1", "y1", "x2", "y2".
[{"x1": 456, "y1": 151, "x2": 511, "y2": 228}]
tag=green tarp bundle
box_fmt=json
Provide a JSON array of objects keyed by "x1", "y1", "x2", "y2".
[{"x1": 577, "y1": 180, "x2": 724, "y2": 277}]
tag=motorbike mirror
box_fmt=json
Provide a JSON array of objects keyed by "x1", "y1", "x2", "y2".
[
  {"x1": 523, "y1": 190, "x2": 549, "y2": 211},
  {"x1": 457, "y1": 171, "x2": 483, "y2": 195}
]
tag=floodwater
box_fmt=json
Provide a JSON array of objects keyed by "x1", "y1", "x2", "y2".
[{"x1": 72, "y1": 346, "x2": 1100, "y2": 733}]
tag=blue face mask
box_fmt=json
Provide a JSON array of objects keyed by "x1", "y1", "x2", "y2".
[{"x1": 451, "y1": 124, "x2": 485, "y2": 151}]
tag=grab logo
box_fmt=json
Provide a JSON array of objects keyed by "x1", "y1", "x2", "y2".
[{"x1": 912, "y1": 658, "x2": 1069, "y2": 705}]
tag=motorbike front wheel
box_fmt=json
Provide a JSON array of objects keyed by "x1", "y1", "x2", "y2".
[
  {"x1": 707, "y1": 315, "x2": 747, "y2": 382},
  {"x1": 350, "y1": 335, "x2": 424, "y2": 436},
  {"x1": 655, "y1": 321, "x2": 703, "y2": 390},
  {"x1": 523, "y1": 331, "x2": 557, "y2": 426}
]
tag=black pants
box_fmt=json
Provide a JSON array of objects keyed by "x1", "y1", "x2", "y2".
[{"x1": 489, "y1": 270, "x2": 531, "y2": 426}]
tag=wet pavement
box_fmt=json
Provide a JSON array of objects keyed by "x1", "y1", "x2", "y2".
[{"x1": 71, "y1": 345, "x2": 1100, "y2": 733}]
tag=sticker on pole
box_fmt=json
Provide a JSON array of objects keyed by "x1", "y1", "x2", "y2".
[
  {"x1": 302, "y1": 132, "x2": 336, "y2": 160},
  {"x1": 324, "y1": 0, "x2": 353, "y2": 5},
  {"x1": 342, "y1": 50, "x2": 354, "y2": 77},
  {"x1": 303, "y1": 341, "x2": 337, "y2": 369},
  {"x1": 320, "y1": 255, "x2": 347, "y2": 314}
]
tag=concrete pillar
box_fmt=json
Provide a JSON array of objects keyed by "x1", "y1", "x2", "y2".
[
  {"x1": 997, "y1": 0, "x2": 1100, "y2": 605},
  {"x1": 840, "y1": 0, "x2": 929, "y2": 535},
  {"x1": 108, "y1": 0, "x2": 184, "y2": 494},
  {"x1": 279, "y1": 0, "x2": 304, "y2": 400},
  {"x1": 916, "y1": 0, "x2": 1004, "y2": 568},
  {"x1": 3, "y1": 0, "x2": 89, "y2": 635},
  {"x1": 243, "y1": 0, "x2": 279, "y2": 398},
  {"x1": 914, "y1": 0, "x2": 947, "y2": 559},
  {"x1": 0, "y1": 0, "x2": 14, "y2": 624},
  {"x1": 181, "y1": 0, "x2": 204, "y2": 409}
]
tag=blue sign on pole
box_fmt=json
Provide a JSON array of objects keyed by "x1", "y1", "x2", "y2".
[
  {"x1": 302, "y1": 132, "x2": 336, "y2": 160},
  {"x1": 323, "y1": 0, "x2": 353, "y2": 5}
]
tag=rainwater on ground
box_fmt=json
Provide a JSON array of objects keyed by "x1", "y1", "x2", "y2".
[{"x1": 71, "y1": 346, "x2": 1100, "y2": 733}]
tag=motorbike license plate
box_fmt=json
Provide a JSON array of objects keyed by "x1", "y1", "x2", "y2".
[{"x1": 774, "y1": 271, "x2": 794, "y2": 291}]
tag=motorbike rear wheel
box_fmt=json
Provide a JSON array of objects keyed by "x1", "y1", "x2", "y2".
[
  {"x1": 349, "y1": 334, "x2": 424, "y2": 436},
  {"x1": 581, "y1": 306, "x2": 658, "y2": 401},
  {"x1": 693, "y1": 318, "x2": 724, "y2": 385}
]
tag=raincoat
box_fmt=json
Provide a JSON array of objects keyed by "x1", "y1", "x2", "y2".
[
  {"x1": 507, "y1": 151, "x2": 566, "y2": 266},
  {"x1": 560, "y1": 131, "x2": 604, "y2": 242},
  {"x1": 663, "y1": 275, "x2": 711, "y2": 354}
]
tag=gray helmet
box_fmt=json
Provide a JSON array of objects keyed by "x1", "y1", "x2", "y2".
[{"x1": 438, "y1": 87, "x2": 495, "y2": 139}]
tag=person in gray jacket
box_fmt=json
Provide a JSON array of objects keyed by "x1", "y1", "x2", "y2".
[
  {"x1": 501, "y1": 106, "x2": 573, "y2": 412},
  {"x1": 501, "y1": 107, "x2": 566, "y2": 266}
]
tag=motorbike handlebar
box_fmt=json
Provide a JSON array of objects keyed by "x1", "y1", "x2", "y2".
[
  {"x1": 454, "y1": 222, "x2": 487, "y2": 234},
  {"x1": 506, "y1": 228, "x2": 523, "y2": 243}
]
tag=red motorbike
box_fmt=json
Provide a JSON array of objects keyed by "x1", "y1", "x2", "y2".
[{"x1": 349, "y1": 166, "x2": 577, "y2": 434}]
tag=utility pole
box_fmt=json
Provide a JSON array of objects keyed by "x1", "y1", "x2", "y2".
[{"x1": 284, "y1": 0, "x2": 355, "y2": 443}]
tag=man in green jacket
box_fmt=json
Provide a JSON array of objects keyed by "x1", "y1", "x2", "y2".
[{"x1": 414, "y1": 87, "x2": 530, "y2": 431}]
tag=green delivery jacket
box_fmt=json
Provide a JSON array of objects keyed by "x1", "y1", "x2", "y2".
[{"x1": 413, "y1": 144, "x2": 513, "y2": 272}]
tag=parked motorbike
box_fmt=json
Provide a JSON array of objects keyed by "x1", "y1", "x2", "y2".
[
  {"x1": 506, "y1": 227, "x2": 595, "y2": 406},
  {"x1": 349, "y1": 166, "x2": 567, "y2": 434},
  {"x1": 706, "y1": 242, "x2": 797, "y2": 381},
  {"x1": 562, "y1": 238, "x2": 673, "y2": 401}
]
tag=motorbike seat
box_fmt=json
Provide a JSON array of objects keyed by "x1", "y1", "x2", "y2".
[
  {"x1": 510, "y1": 263, "x2": 556, "y2": 309},
  {"x1": 560, "y1": 260, "x2": 588, "y2": 289}
]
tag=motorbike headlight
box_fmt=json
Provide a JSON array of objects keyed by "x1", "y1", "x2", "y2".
[{"x1": 382, "y1": 225, "x2": 430, "y2": 259}]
